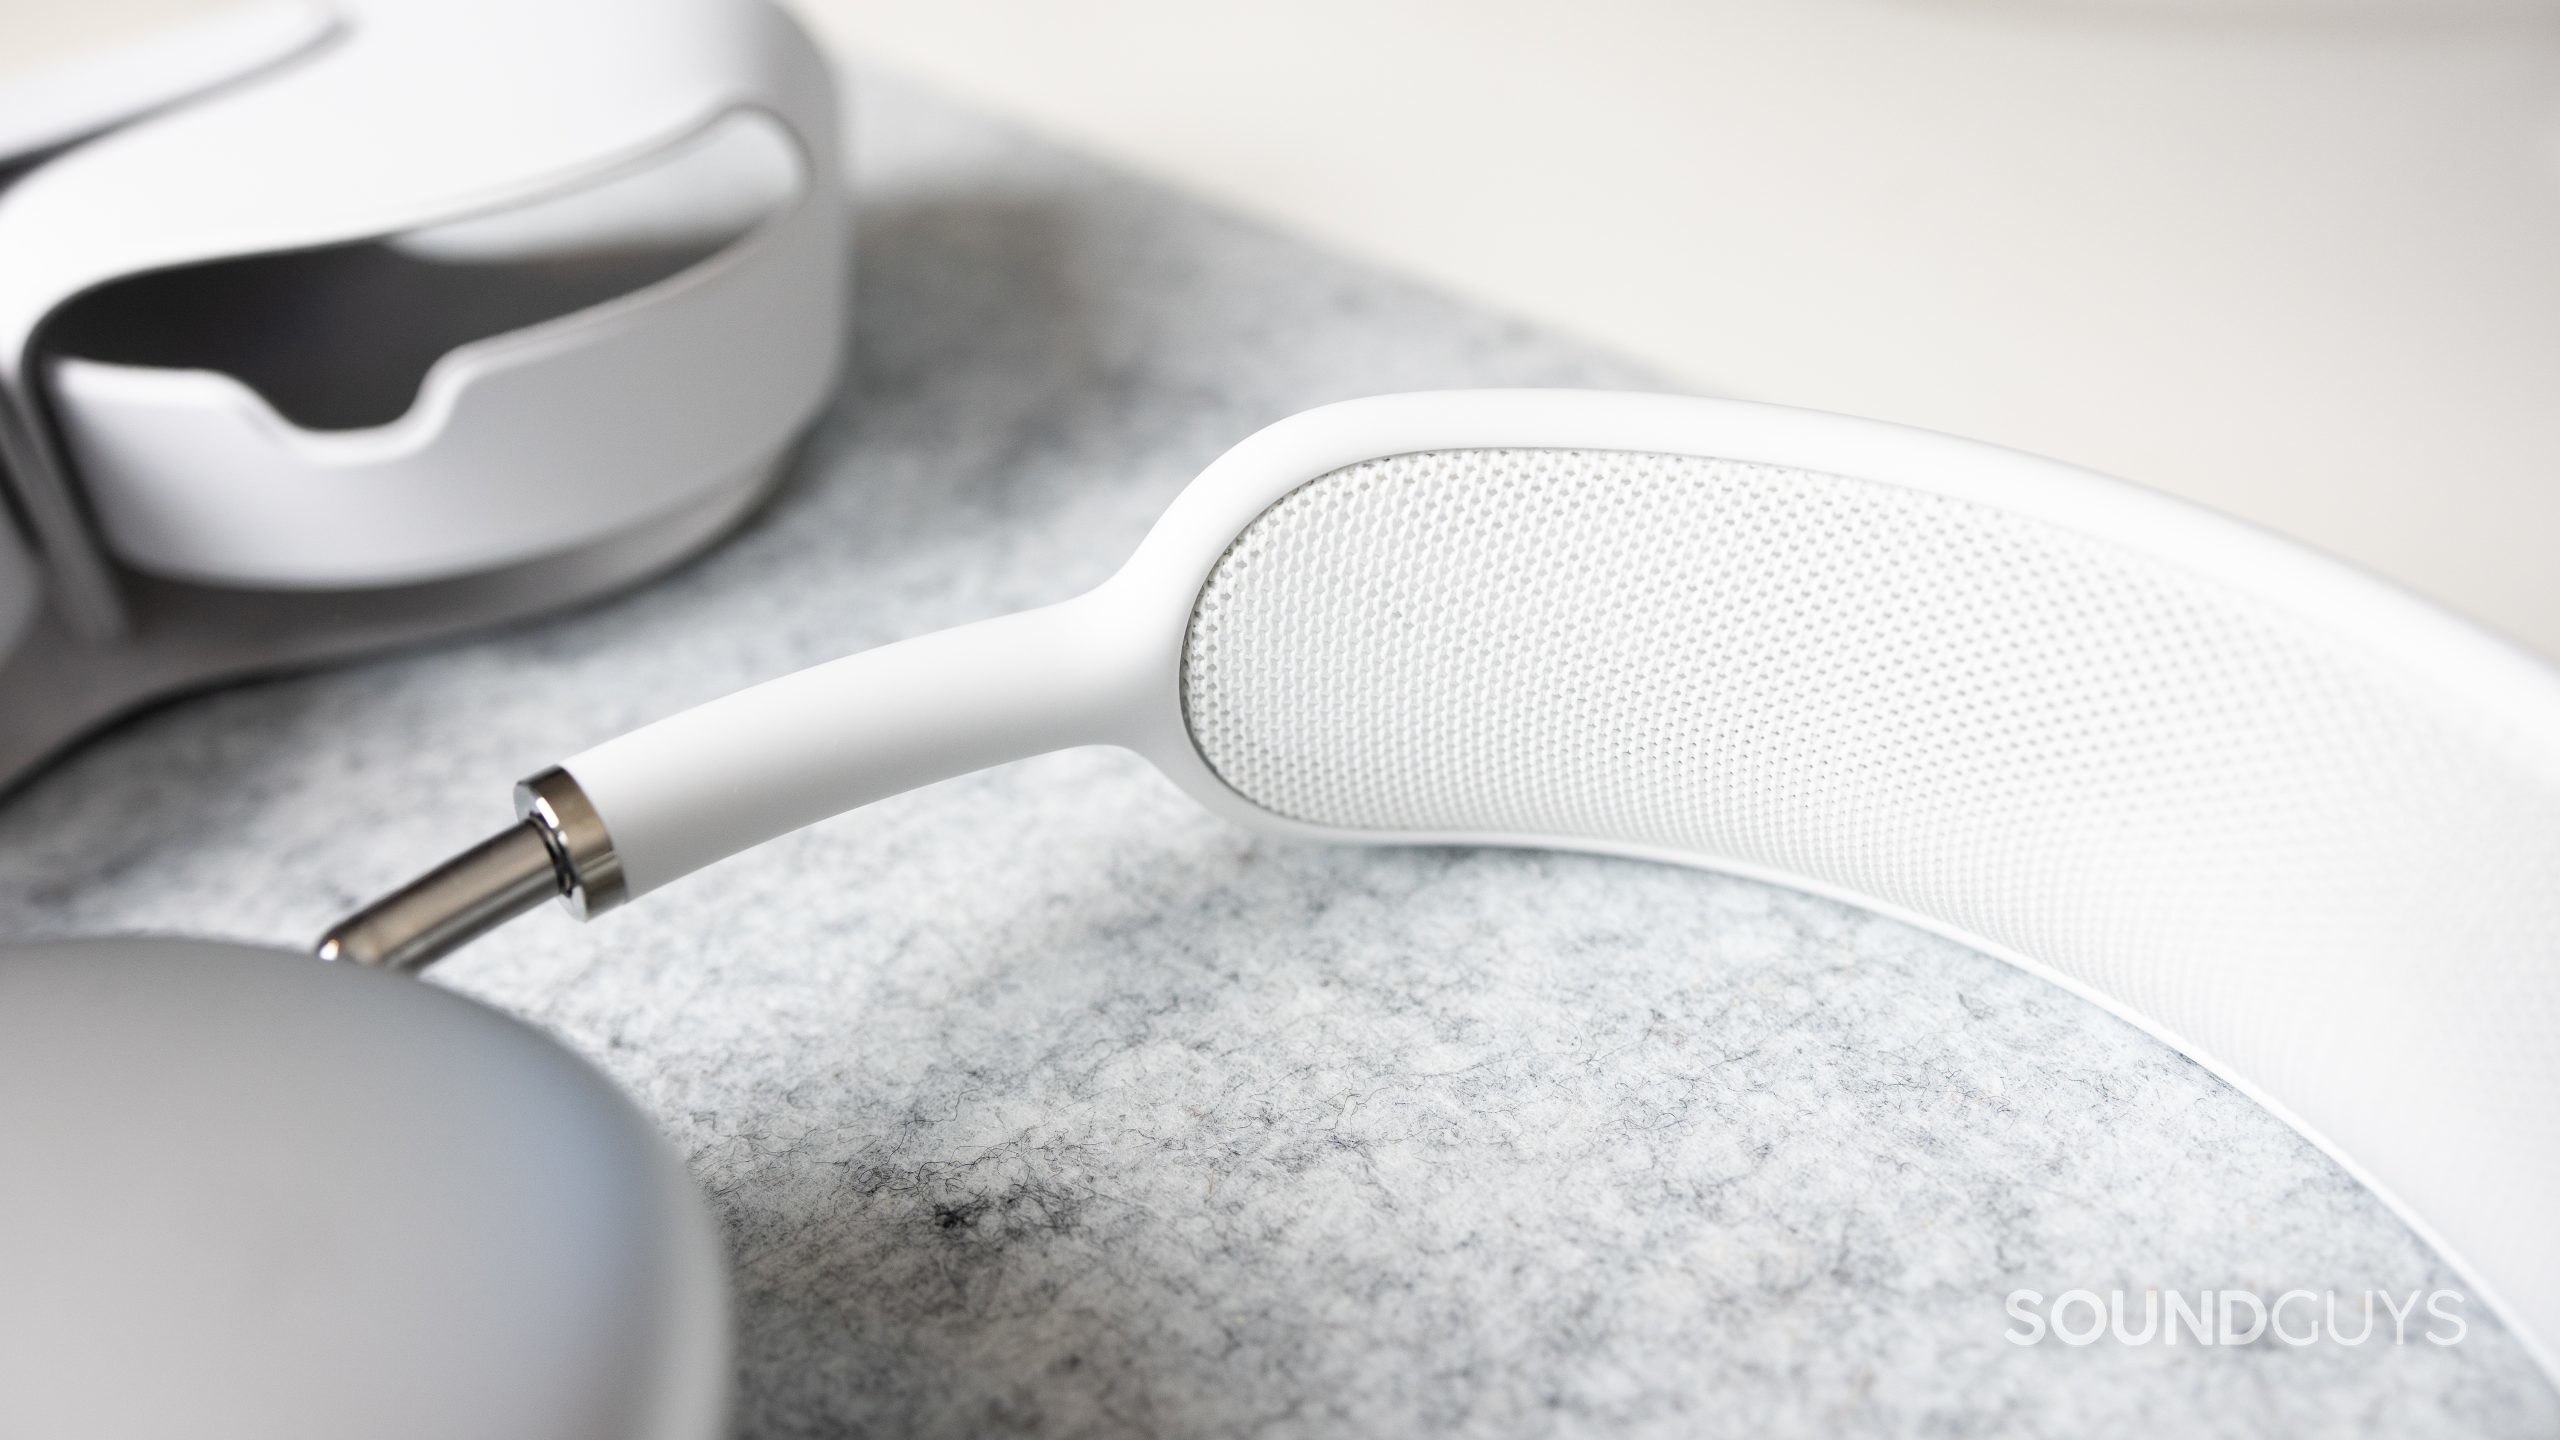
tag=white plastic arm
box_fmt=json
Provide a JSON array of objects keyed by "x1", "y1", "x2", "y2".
[{"x1": 557, "y1": 589, "x2": 1148, "y2": 899}]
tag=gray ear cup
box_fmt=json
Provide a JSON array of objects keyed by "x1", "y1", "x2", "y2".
[{"x1": 0, "y1": 939, "x2": 728, "y2": 1440}]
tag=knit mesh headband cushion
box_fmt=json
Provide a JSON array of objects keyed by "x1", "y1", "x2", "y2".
[{"x1": 1180, "y1": 446, "x2": 2560, "y2": 1364}]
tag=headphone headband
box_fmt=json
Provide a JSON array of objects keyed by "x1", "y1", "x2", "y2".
[{"x1": 329, "y1": 390, "x2": 2560, "y2": 1378}]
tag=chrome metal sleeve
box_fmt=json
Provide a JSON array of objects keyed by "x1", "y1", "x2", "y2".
[{"x1": 516, "y1": 765, "x2": 626, "y2": 920}]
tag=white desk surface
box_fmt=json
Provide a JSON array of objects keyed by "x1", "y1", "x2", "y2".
[{"x1": 786, "y1": 0, "x2": 2560, "y2": 662}]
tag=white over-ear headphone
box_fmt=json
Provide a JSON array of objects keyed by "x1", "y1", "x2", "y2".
[
  {"x1": 0, "y1": 0, "x2": 845, "y2": 786},
  {"x1": 4, "y1": 390, "x2": 2553, "y2": 1438}
]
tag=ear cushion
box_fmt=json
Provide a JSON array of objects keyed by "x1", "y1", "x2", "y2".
[
  {"x1": 0, "y1": 938, "x2": 728, "y2": 1440},
  {"x1": 1181, "y1": 445, "x2": 2560, "y2": 1367}
]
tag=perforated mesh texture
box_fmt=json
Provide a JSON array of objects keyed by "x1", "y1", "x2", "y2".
[{"x1": 1182, "y1": 448, "x2": 2560, "y2": 1351}]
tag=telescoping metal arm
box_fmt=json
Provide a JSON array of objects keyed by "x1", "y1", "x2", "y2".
[{"x1": 315, "y1": 767, "x2": 624, "y2": 972}]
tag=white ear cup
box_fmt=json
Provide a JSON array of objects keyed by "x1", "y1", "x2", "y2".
[
  {"x1": 0, "y1": 0, "x2": 332, "y2": 169},
  {"x1": 0, "y1": 0, "x2": 847, "y2": 788},
  {"x1": 44, "y1": 109, "x2": 829, "y2": 589}
]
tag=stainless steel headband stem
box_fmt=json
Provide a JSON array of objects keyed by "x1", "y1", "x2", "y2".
[{"x1": 314, "y1": 766, "x2": 625, "y2": 973}]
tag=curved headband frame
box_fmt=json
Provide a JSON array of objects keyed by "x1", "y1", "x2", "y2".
[{"x1": 541, "y1": 390, "x2": 2560, "y2": 1378}]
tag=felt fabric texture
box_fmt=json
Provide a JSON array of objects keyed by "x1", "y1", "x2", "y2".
[{"x1": 2, "y1": 68, "x2": 2553, "y2": 1440}]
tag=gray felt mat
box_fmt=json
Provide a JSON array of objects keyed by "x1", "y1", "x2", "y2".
[{"x1": 2, "y1": 67, "x2": 2553, "y2": 1440}]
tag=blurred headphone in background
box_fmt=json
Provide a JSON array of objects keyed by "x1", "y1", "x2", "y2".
[
  {"x1": 0, "y1": 0, "x2": 846, "y2": 786},
  {"x1": 2, "y1": 6, "x2": 2558, "y2": 1440}
]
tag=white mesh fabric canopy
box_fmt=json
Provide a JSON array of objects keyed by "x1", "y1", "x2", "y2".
[{"x1": 1183, "y1": 446, "x2": 2560, "y2": 1367}]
